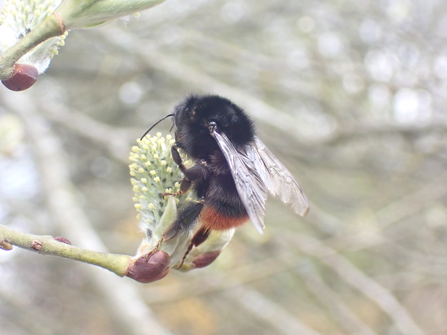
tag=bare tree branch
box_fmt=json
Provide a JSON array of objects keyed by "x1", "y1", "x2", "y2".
[
  {"x1": 298, "y1": 264, "x2": 378, "y2": 335},
  {"x1": 329, "y1": 172, "x2": 447, "y2": 251},
  {"x1": 286, "y1": 233, "x2": 425, "y2": 335},
  {"x1": 0, "y1": 223, "x2": 131, "y2": 275},
  {"x1": 39, "y1": 100, "x2": 136, "y2": 163},
  {"x1": 228, "y1": 285, "x2": 323, "y2": 335}
]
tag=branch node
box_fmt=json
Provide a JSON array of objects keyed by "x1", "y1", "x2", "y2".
[{"x1": 31, "y1": 240, "x2": 43, "y2": 251}]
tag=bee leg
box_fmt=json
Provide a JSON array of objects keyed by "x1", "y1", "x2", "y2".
[
  {"x1": 162, "y1": 200, "x2": 204, "y2": 241},
  {"x1": 164, "y1": 144, "x2": 209, "y2": 197},
  {"x1": 180, "y1": 160, "x2": 210, "y2": 185},
  {"x1": 171, "y1": 143, "x2": 188, "y2": 174},
  {"x1": 148, "y1": 237, "x2": 163, "y2": 255},
  {"x1": 162, "y1": 144, "x2": 193, "y2": 197},
  {"x1": 162, "y1": 178, "x2": 191, "y2": 197},
  {"x1": 176, "y1": 226, "x2": 211, "y2": 268},
  {"x1": 191, "y1": 226, "x2": 211, "y2": 247}
]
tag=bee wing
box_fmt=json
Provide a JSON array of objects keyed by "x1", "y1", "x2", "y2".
[
  {"x1": 247, "y1": 136, "x2": 310, "y2": 217},
  {"x1": 213, "y1": 130, "x2": 268, "y2": 233}
]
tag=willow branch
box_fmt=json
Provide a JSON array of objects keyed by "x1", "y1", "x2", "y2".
[
  {"x1": 327, "y1": 171, "x2": 447, "y2": 251},
  {"x1": 39, "y1": 100, "x2": 135, "y2": 163},
  {"x1": 97, "y1": 26, "x2": 303, "y2": 141},
  {"x1": 298, "y1": 264, "x2": 378, "y2": 335},
  {"x1": 228, "y1": 285, "x2": 323, "y2": 335},
  {"x1": 285, "y1": 233, "x2": 425, "y2": 335},
  {"x1": 0, "y1": 14, "x2": 65, "y2": 80},
  {"x1": 0, "y1": 223, "x2": 131, "y2": 276}
]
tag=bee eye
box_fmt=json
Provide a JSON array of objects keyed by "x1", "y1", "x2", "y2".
[{"x1": 208, "y1": 121, "x2": 217, "y2": 133}]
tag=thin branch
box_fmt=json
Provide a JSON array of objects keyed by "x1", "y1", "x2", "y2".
[
  {"x1": 285, "y1": 233, "x2": 425, "y2": 335},
  {"x1": 298, "y1": 264, "x2": 378, "y2": 335},
  {"x1": 93, "y1": 26, "x2": 447, "y2": 148},
  {"x1": 0, "y1": 223, "x2": 131, "y2": 276},
  {"x1": 328, "y1": 171, "x2": 447, "y2": 251},
  {"x1": 227, "y1": 285, "x2": 324, "y2": 335},
  {"x1": 0, "y1": 14, "x2": 65, "y2": 80},
  {"x1": 98, "y1": 26, "x2": 304, "y2": 141},
  {"x1": 39, "y1": 100, "x2": 136, "y2": 163}
]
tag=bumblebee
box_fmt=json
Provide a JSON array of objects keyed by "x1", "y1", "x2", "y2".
[{"x1": 142, "y1": 95, "x2": 309, "y2": 262}]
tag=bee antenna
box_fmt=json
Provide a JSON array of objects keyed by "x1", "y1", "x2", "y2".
[{"x1": 140, "y1": 114, "x2": 174, "y2": 140}]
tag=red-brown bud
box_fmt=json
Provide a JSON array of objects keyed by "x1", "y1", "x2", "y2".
[
  {"x1": 2, "y1": 64, "x2": 38, "y2": 91},
  {"x1": 54, "y1": 236, "x2": 72, "y2": 245},
  {"x1": 192, "y1": 250, "x2": 221, "y2": 268},
  {"x1": 126, "y1": 250, "x2": 170, "y2": 283}
]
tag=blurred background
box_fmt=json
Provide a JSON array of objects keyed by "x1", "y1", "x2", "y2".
[{"x1": 1, "y1": 0, "x2": 446, "y2": 334}]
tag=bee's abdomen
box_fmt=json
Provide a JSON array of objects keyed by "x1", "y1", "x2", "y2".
[
  {"x1": 200, "y1": 205, "x2": 249, "y2": 231},
  {"x1": 198, "y1": 170, "x2": 249, "y2": 230}
]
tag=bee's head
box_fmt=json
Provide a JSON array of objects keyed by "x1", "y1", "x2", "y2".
[
  {"x1": 172, "y1": 95, "x2": 200, "y2": 132},
  {"x1": 174, "y1": 94, "x2": 255, "y2": 148},
  {"x1": 142, "y1": 95, "x2": 255, "y2": 159}
]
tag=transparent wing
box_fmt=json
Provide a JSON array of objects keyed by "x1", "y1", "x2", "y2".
[
  {"x1": 213, "y1": 130, "x2": 268, "y2": 233},
  {"x1": 247, "y1": 136, "x2": 310, "y2": 217}
]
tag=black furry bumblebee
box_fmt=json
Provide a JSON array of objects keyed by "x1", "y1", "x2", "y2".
[{"x1": 142, "y1": 95, "x2": 309, "y2": 258}]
